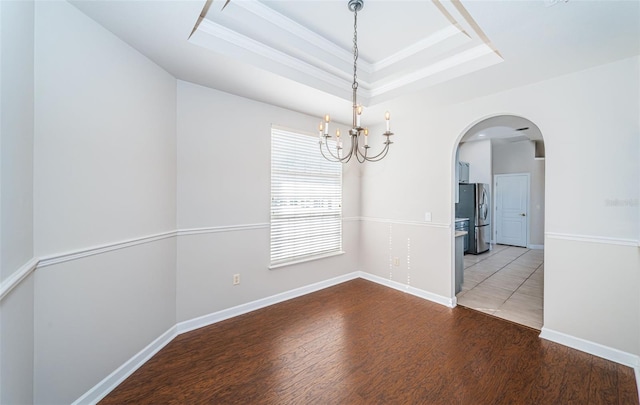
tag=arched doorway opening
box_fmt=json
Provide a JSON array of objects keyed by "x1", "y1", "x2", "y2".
[{"x1": 452, "y1": 114, "x2": 545, "y2": 329}]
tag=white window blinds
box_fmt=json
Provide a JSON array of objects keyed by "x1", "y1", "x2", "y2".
[{"x1": 270, "y1": 127, "x2": 342, "y2": 266}]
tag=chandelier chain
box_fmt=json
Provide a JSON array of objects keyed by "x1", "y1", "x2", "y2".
[{"x1": 352, "y1": 8, "x2": 358, "y2": 91}]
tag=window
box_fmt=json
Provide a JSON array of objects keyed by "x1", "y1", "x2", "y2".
[{"x1": 270, "y1": 127, "x2": 342, "y2": 267}]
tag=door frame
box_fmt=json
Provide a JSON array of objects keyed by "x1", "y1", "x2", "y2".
[{"x1": 494, "y1": 173, "x2": 530, "y2": 248}]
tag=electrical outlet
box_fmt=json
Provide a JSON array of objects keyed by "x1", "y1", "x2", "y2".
[
  {"x1": 393, "y1": 257, "x2": 400, "y2": 266},
  {"x1": 233, "y1": 274, "x2": 240, "y2": 285}
]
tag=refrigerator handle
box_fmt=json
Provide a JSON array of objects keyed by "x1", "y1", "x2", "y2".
[{"x1": 481, "y1": 188, "x2": 489, "y2": 221}]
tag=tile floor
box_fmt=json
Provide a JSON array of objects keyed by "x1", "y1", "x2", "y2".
[{"x1": 456, "y1": 244, "x2": 544, "y2": 329}]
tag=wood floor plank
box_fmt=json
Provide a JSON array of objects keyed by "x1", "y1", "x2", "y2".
[
  {"x1": 617, "y1": 363, "x2": 640, "y2": 405},
  {"x1": 99, "y1": 279, "x2": 638, "y2": 404},
  {"x1": 589, "y1": 355, "x2": 619, "y2": 404}
]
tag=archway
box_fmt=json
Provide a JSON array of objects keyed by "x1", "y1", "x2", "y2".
[{"x1": 452, "y1": 114, "x2": 546, "y2": 329}]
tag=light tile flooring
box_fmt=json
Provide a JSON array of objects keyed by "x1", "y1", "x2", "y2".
[{"x1": 456, "y1": 244, "x2": 544, "y2": 329}]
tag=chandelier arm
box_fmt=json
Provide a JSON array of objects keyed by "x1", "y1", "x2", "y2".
[
  {"x1": 364, "y1": 143, "x2": 391, "y2": 162},
  {"x1": 353, "y1": 133, "x2": 367, "y2": 163},
  {"x1": 356, "y1": 146, "x2": 366, "y2": 163},
  {"x1": 355, "y1": 136, "x2": 371, "y2": 158},
  {"x1": 319, "y1": 141, "x2": 339, "y2": 162},
  {"x1": 362, "y1": 139, "x2": 392, "y2": 161},
  {"x1": 322, "y1": 137, "x2": 353, "y2": 163},
  {"x1": 342, "y1": 140, "x2": 355, "y2": 162}
]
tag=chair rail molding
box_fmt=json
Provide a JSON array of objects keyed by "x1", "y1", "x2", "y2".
[{"x1": 545, "y1": 232, "x2": 638, "y2": 247}]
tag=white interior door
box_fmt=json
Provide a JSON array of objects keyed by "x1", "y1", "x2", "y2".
[{"x1": 495, "y1": 173, "x2": 529, "y2": 247}]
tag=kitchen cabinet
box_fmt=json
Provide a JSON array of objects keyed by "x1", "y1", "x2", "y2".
[{"x1": 458, "y1": 161, "x2": 470, "y2": 183}]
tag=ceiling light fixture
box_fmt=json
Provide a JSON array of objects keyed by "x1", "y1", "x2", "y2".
[{"x1": 318, "y1": 0, "x2": 394, "y2": 163}]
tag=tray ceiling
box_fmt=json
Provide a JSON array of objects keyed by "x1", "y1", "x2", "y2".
[
  {"x1": 70, "y1": 0, "x2": 639, "y2": 125},
  {"x1": 190, "y1": 0, "x2": 503, "y2": 106}
]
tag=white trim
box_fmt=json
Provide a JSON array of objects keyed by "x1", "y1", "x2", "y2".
[
  {"x1": 359, "y1": 271, "x2": 456, "y2": 308},
  {"x1": 268, "y1": 251, "x2": 346, "y2": 270},
  {"x1": 36, "y1": 224, "x2": 275, "y2": 269},
  {"x1": 177, "y1": 223, "x2": 269, "y2": 236},
  {"x1": 528, "y1": 244, "x2": 544, "y2": 250},
  {"x1": 176, "y1": 272, "x2": 360, "y2": 334},
  {"x1": 234, "y1": 2, "x2": 465, "y2": 75},
  {"x1": 540, "y1": 327, "x2": 640, "y2": 369},
  {"x1": 191, "y1": 20, "x2": 354, "y2": 92},
  {"x1": 342, "y1": 216, "x2": 360, "y2": 222},
  {"x1": 545, "y1": 232, "x2": 638, "y2": 247},
  {"x1": 636, "y1": 366, "x2": 640, "y2": 401},
  {"x1": 38, "y1": 231, "x2": 176, "y2": 268},
  {"x1": 368, "y1": 44, "x2": 499, "y2": 98},
  {"x1": 360, "y1": 216, "x2": 450, "y2": 229},
  {"x1": 72, "y1": 326, "x2": 178, "y2": 405},
  {"x1": 0, "y1": 258, "x2": 39, "y2": 301},
  {"x1": 371, "y1": 26, "x2": 463, "y2": 71},
  {"x1": 233, "y1": 0, "x2": 357, "y2": 70},
  {"x1": 1, "y1": 222, "x2": 357, "y2": 302}
]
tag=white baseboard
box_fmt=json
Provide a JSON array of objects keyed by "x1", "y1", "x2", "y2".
[
  {"x1": 358, "y1": 272, "x2": 456, "y2": 308},
  {"x1": 636, "y1": 366, "x2": 640, "y2": 401},
  {"x1": 73, "y1": 326, "x2": 178, "y2": 405},
  {"x1": 528, "y1": 244, "x2": 544, "y2": 250},
  {"x1": 176, "y1": 272, "x2": 360, "y2": 334},
  {"x1": 540, "y1": 327, "x2": 640, "y2": 396},
  {"x1": 540, "y1": 327, "x2": 640, "y2": 368}
]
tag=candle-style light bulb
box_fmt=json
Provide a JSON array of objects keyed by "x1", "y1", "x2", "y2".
[
  {"x1": 336, "y1": 128, "x2": 341, "y2": 138},
  {"x1": 356, "y1": 105, "x2": 362, "y2": 128},
  {"x1": 364, "y1": 127, "x2": 369, "y2": 146},
  {"x1": 324, "y1": 114, "x2": 330, "y2": 135},
  {"x1": 385, "y1": 111, "x2": 391, "y2": 132},
  {"x1": 318, "y1": 122, "x2": 324, "y2": 140}
]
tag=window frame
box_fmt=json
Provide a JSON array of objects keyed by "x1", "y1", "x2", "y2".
[{"x1": 269, "y1": 126, "x2": 343, "y2": 269}]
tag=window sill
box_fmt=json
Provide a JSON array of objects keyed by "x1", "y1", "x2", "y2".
[{"x1": 268, "y1": 251, "x2": 345, "y2": 270}]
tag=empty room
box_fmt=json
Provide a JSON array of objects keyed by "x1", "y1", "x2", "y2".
[{"x1": 1, "y1": 0, "x2": 638, "y2": 403}]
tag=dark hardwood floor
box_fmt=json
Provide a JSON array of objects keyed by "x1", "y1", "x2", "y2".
[{"x1": 100, "y1": 279, "x2": 638, "y2": 404}]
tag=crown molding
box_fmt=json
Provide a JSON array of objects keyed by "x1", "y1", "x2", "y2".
[
  {"x1": 369, "y1": 43, "x2": 498, "y2": 97},
  {"x1": 371, "y1": 25, "x2": 464, "y2": 71},
  {"x1": 192, "y1": 20, "x2": 354, "y2": 91},
  {"x1": 232, "y1": 0, "x2": 361, "y2": 71}
]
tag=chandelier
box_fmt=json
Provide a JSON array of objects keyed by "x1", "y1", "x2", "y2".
[{"x1": 318, "y1": 0, "x2": 394, "y2": 163}]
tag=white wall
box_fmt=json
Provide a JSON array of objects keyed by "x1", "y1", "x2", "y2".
[
  {"x1": 33, "y1": 3, "x2": 177, "y2": 257},
  {"x1": 32, "y1": 2, "x2": 177, "y2": 403},
  {"x1": 492, "y1": 140, "x2": 545, "y2": 246},
  {"x1": 459, "y1": 139, "x2": 492, "y2": 185},
  {"x1": 360, "y1": 56, "x2": 640, "y2": 356},
  {"x1": 176, "y1": 81, "x2": 360, "y2": 322},
  {"x1": 0, "y1": 0, "x2": 35, "y2": 403}
]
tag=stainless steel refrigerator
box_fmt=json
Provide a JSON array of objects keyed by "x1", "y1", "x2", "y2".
[{"x1": 456, "y1": 183, "x2": 490, "y2": 254}]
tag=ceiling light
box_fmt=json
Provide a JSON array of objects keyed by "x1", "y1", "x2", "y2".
[{"x1": 318, "y1": 0, "x2": 395, "y2": 163}]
